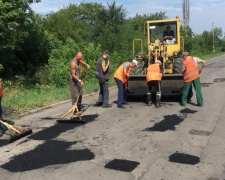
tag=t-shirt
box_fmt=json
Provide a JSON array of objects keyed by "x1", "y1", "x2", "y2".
[
  {"x1": 102, "y1": 59, "x2": 106, "y2": 67},
  {"x1": 163, "y1": 30, "x2": 174, "y2": 37},
  {"x1": 123, "y1": 62, "x2": 131, "y2": 69}
]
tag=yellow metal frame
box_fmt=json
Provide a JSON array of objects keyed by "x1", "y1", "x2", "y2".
[{"x1": 133, "y1": 39, "x2": 143, "y2": 57}]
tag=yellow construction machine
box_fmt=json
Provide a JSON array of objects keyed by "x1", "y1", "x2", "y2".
[{"x1": 128, "y1": 16, "x2": 184, "y2": 96}]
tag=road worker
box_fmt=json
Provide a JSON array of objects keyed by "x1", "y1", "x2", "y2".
[
  {"x1": 146, "y1": 59, "x2": 163, "y2": 108},
  {"x1": 181, "y1": 52, "x2": 206, "y2": 107},
  {"x1": 114, "y1": 60, "x2": 138, "y2": 109},
  {"x1": 95, "y1": 50, "x2": 112, "y2": 108},
  {"x1": 69, "y1": 52, "x2": 90, "y2": 111},
  {"x1": 163, "y1": 25, "x2": 175, "y2": 41}
]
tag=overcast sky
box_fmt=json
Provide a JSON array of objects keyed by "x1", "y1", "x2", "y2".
[{"x1": 30, "y1": 0, "x2": 225, "y2": 35}]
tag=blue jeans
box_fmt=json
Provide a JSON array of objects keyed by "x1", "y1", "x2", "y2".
[
  {"x1": 115, "y1": 78, "x2": 127, "y2": 106},
  {"x1": 97, "y1": 82, "x2": 109, "y2": 105}
]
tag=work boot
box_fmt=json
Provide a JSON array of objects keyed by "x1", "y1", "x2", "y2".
[
  {"x1": 148, "y1": 101, "x2": 153, "y2": 106},
  {"x1": 102, "y1": 104, "x2": 112, "y2": 108},
  {"x1": 156, "y1": 93, "x2": 161, "y2": 108},
  {"x1": 147, "y1": 92, "x2": 153, "y2": 106},
  {"x1": 94, "y1": 101, "x2": 103, "y2": 107},
  {"x1": 117, "y1": 105, "x2": 125, "y2": 109},
  {"x1": 155, "y1": 100, "x2": 161, "y2": 108}
]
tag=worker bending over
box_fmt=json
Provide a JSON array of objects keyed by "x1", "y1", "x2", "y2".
[
  {"x1": 181, "y1": 52, "x2": 205, "y2": 107},
  {"x1": 146, "y1": 59, "x2": 163, "y2": 108},
  {"x1": 114, "y1": 60, "x2": 138, "y2": 109}
]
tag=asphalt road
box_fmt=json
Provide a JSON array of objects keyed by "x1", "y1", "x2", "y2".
[{"x1": 0, "y1": 55, "x2": 225, "y2": 180}]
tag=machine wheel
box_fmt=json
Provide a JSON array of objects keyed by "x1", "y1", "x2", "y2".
[
  {"x1": 173, "y1": 58, "x2": 183, "y2": 74},
  {"x1": 129, "y1": 60, "x2": 143, "y2": 75}
]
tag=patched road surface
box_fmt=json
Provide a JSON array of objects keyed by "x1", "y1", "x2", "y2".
[{"x1": 1, "y1": 55, "x2": 225, "y2": 180}]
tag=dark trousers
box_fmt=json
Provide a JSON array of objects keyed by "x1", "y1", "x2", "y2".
[
  {"x1": 147, "y1": 81, "x2": 161, "y2": 102},
  {"x1": 115, "y1": 78, "x2": 127, "y2": 106},
  {"x1": 182, "y1": 77, "x2": 203, "y2": 106},
  {"x1": 69, "y1": 78, "x2": 82, "y2": 108},
  {"x1": 97, "y1": 82, "x2": 109, "y2": 105},
  {"x1": 0, "y1": 97, "x2": 2, "y2": 117},
  {"x1": 187, "y1": 85, "x2": 193, "y2": 100}
]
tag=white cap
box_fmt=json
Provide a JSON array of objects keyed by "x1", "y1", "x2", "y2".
[{"x1": 132, "y1": 59, "x2": 138, "y2": 67}]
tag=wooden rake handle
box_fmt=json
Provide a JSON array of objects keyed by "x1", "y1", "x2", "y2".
[{"x1": 59, "y1": 69, "x2": 89, "y2": 121}]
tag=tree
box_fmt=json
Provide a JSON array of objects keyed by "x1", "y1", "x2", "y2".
[
  {"x1": 0, "y1": 0, "x2": 40, "y2": 79},
  {"x1": 0, "y1": 0, "x2": 40, "y2": 50}
]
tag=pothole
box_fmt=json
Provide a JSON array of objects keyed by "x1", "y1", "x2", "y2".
[
  {"x1": 105, "y1": 159, "x2": 140, "y2": 172},
  {"x1": 214, "y1": 78, "x2": 225, "y2": 83},
  {"x1": 189, "y1": 129, "x2": 212, "y2": 136},
  {"x1": 201, "y1": 83, "x2": 212, "y2": 87},
  {"x1": 169, "y1": 152, "x2": 200, "y2": 165}
]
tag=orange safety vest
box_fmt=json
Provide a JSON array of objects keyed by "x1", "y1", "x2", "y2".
[
  {"x1": 114, "y1": 62, "x2": 131, "y2": 83},
  {"x1": 146, "y1": 64, "x2": 162, "y2": 82},
  {"x1": 183, "y1": 56, "x2": 199, "y2": 82},
  {"x1": 0, "y1": 82, "x2": 4, "y2": 97}
]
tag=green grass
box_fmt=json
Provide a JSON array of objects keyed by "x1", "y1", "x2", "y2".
[
  {"x1": 2, "y1": 78, "x2": 116, "y2": 116},
  {"x1": 197, "y1": 51, "x2": 225, "y2": 60}
]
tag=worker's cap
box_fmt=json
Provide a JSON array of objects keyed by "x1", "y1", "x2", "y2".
[
  {"x1": 132, "y1": 59, "x2": 138, "y2": 67},
  {"x1": 182, "y1": 52, "x2": 189, "y2": 56},
  {"x1": 104, "y1": 50, "x2": 110, "y2": 55}
]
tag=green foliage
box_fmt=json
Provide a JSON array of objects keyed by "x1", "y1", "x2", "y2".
[
  {"x1": 0, "y1": 0, "x2": 43, "y2": 79},
  {"x1": 0, "y1": 64, "x2": 3, "y2": 73},
  {"x1": 1, "y1": 1, "x2": 225, "y2": 113},
  {"x1": 47, "y1": 38, "x2": 79, "y2": 87}
]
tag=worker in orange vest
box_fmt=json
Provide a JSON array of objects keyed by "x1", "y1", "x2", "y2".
[
  {"x1": 181, "y1": 52, "x2": 205, "y2": 107},
  {"x1": 0, "y1": 81, "x2": 4, "y2": 137},
  {"x1": 114, "y1": 59, "x2": 138, "y2": 109},
  {"x1": 146, "y1": 59, "x2": 163, "y2": 108}
]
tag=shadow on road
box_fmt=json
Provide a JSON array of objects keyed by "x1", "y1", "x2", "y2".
[
  {"x1": 1, "y1": 114, "x2": 99, "y2": 172},
  {"x1": 29, "y1": 114, "x2": 99, "y2": 140},
  {"x1": 144, "y1": 114, "x2": 185, "y2": 132},
  {"x1": 1, "y1": 140, "x2": 95, "y2": 172},
  {"x1": 0, "y1": 139, "x2": 9, "y2": 147}
]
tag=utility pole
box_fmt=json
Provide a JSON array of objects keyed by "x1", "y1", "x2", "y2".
[
  {"x1": 182, "y1": 0, "x2": 190, "y2": 32},
  {"x1": 212, "y1": 22, "x2": 215, "y2": 53}
]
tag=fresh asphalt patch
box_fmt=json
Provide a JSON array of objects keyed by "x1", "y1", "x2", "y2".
[
  {"x1": 105, "y1": 159, "x2": 140, "y2": 172},
  {"x1": 169, "y1": 152, "x2": 200, "y2": 165},
  {"x1": 29, "y1": 114, "x2": 98, "y2": 140},
  {"x1": 1, "y1": 140, "x2": 95, "y2": 172},
  {"x1": 180, "y1": 108, "x2": 197, "y2": 114},
  {"x1": 189, "y1": 129, "x2": 212, "y2": 136},
  {"x1": 144, "y1": 114, "x2": 185, "y2": 132}
]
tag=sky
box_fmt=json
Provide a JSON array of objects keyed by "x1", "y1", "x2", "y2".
[{"x1": 30, "y1": 0, "x2": 225, "y2": 34}]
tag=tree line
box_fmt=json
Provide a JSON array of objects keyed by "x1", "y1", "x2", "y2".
[{"x1": 0, "y1": 0, "x2": 225, "y2": 87}]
